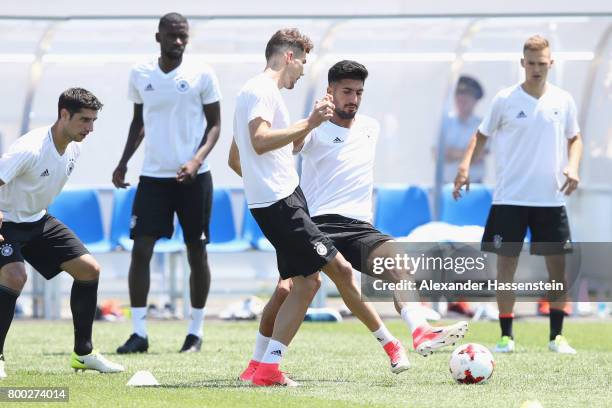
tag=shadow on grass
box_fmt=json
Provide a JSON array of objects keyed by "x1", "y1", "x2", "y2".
[
  {"x1": 42, "y1": 351, "x2": 167, "y2": 356},
  {"x1": 157, "y1": 378, "x2": 355, "y2": 389},
  {"x1": 158, "y1": 379, "x2": 251, "y2": 389}
]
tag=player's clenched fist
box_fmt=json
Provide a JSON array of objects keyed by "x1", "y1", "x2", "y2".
[{"x1": 308, "y1": 94, "x2": 335, "y2": 128}]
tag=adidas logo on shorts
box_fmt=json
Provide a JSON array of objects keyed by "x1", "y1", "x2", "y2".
[
  {"x1": 40, "y1": 169, "x2": 50, "y2": 177},
  {"x1": 271, "y1": 349, "x2": 282, "y2": 357},
  {"x1": 332, "y1": 137, "x2": 344, "y2": 143},
  {"x1": 516, "y1": 110, "x2": 527, "y2": 119},
  {"x1": 145, "y1": 84, "x2": 154, "y2": 91}
]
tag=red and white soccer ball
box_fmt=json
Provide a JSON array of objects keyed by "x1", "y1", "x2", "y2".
[{"x1": 449, "y1": 343, "x2": 495, "y2": 384}]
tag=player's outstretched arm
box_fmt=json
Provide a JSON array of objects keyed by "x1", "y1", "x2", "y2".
[
  {"x1": 249, "y1": 96, "x2": 333, "y2": 155},
  {"x1": 177, "y1": 102, "x2": 222, "y2": 183},
  {"x1": 112, "y1": 103, "x2": 144, "y2": 189},
  {"x1": 228, "y1": 138, "x2": 242, "y2": 177},
  {"x1": 453, "y1": 130, "x2": 488, "y2": 200},
  {"x1": 561, "y1": 133, "x2": 583, "y2": 196}
]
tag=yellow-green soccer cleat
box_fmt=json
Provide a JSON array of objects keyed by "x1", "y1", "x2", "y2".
[
  {"x1": 0, "y1": 354, "x2": 6, "y2": 379},
  {"x1": 493, "y1": 335, "x2": 515, "y2": 353},
  {"x1": 71, "y1": 350, "x2": 125, "y2": 373},
  {"x1": 548, "y1": 335, "x2": 577, "y2": 354}
]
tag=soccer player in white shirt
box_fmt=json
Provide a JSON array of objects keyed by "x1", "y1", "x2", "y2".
[
  {"x1": 236, "y1": 60, "x2": 468, "y2": 382},
  {"x1": 0, "y1": 88, "x2": 124, "y2": 378},
  {"x1": 454, "y1": 35, "x2": 583, "y2": 354},
  {"x1": 112, "y1": 13, "x2": 222, "y2": 354},
  {"x1": 229, "y1": 29, "x2": 355, "y2": 386}
]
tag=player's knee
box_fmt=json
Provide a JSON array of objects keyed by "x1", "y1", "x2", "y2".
[
  {"x1": 306, "y1": 273, "x2": 322, "y2": 295},
  {"x1": 131, "y1": 240, "x2": 154, "y2": 263},
  {"x1": 387, "y1": 268, "x2": 404, "y2": 283},
  {"x1": 80, "y1": 261, "x2": 101, "y2": 281},
  {"x1": 186, "y1": 241, "x2": 206, "y2": 262},
  {"x1": 496, "y1": 268, "x2": 516, "y2": 281},
  {"x1": 1, "y1": 265, "x2": 27, "y2": 291},
  {"x1": 276, "y1": 279, "x2": 293, "y2": 297},
  {"x1": 337, "y1": 261, "x2": 354, "y2": 284}
]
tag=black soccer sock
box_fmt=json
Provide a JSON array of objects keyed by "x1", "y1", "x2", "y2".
[
  {"x1": 70, "y1": 279, "x2": 98, "y2": 356},
  {"x1": 549, "y1": 308, "x2": 565, "y2": 341},
  {"x1": 0, "y1": 285, "x2": 19, "y2": 355},
  {"x1": 499, "y1": 316, "x2": 514, "y2": 339}
]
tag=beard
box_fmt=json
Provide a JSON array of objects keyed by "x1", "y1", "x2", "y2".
[
  {"x1": 163, "y1": 48, "x2": 184, "y2": 60},
  {"x1": 335, "y1": 107, "x2": 357, "y2": 120}
]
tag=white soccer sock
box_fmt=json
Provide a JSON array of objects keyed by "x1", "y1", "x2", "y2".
[
  {"x1": 261, "y1": 339, "x2": 287, "y2": 365},
  {"x1": 252, "y1": 332, "x2": 271, "y2": 362},
  {"x1": 372, "y1": 324, "x2": 396, "y2": 346},
  {"x1": 131, "y1": 307, "x2": 147, "y2": 338},
  {"x1": 401, "y1": 304, "x2": 429, "y2": 334},
  {"x1": 187, "y1": 307, "x2": 205, "y2": 337}
]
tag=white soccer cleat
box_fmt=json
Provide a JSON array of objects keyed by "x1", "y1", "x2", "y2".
[
  {"x1": 383, "y1": 340, "x2": 411, "y2": 374},
  {"x1": 71, "y1": 350, "x2": 125, "y2": 373},
  {"x1": 493, "y1": 336, "x2": 515, "y2": 353},
  {"x1": 0, "y1": 354, "x2": 6, "y2": 379},
  {"x1": 548, "y1": 335, "x2": 577, "y2": 354},
  {"x1": 412, "y1": 321, "x2": 469, "y2": 356}
]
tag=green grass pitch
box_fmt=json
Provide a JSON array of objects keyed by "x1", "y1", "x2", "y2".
[{"x1": 2, "y1": 319, "x2": 611, "y2": 407}]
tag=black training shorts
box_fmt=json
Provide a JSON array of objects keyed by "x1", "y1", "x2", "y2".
[
  {"x1": 0, "y1": 214, "x2": 89, "y2": 279},
  {"x1": 481, "y1": 205, "x2": 572, "y2": 257},
  {"x1": 250, "y1": 187, "x2": 337, "y2": 279}
]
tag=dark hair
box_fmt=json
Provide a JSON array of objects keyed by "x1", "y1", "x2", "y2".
[
  {"x1": 328, "y1": 60, "x2": 368, "y2": 84},
  {"x1": 57, "y1": 88, "x2": 103, "y2": 118},
  {"x1": 455, "y1": 75, "x2": 484, "y2": 100},
  {"x1": 265, "y1": 28, "x2": 313, "y2": 61},
  {"x1": 159, "y1": 12, "x2": 188, "y2": 30}
]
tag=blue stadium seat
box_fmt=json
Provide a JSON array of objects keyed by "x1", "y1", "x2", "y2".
[
  {"x1": 207, "y1": 189, "x2": 251, "y2": 252},
  {"x1": 440, "y1": 183, "x2": 492, "y2": 227},
  {"x1": 110, "y1": 187, "x2": 183, "y2": 253},
  {"x1": 48, "y1": 188, "x2": 111, "y2": 253},
  {"x1": 373, "y1": 185, "x2": 432, "y2": 237},
  {"x1": 241, "y1": 204, "x2": 274, "y2": 251}
]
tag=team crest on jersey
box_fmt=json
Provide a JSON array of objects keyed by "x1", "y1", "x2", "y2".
[
  {"x1": 314, "y1": 242, "x2": 328, "y2": 256},
  {"x1": 1, "y1": 244, "x2": 13, "y2": 257},
  {"x1": 176, "y1": 79, "x2": 190, "y2": 93},
  {"x1": 493, "y1": 234, "x2": 503, "y2": 249},
  {"x1": 66, "y1": 159, "x2": 75, "y2": 176}
]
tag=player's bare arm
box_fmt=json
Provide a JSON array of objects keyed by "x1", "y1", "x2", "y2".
[
  {"x1": 112, "y1": 103, "x2": 144, "y2": 188},
  {"x1": 292, "y1": 95, "x2": 333, "y2": 153},
  {"x1": 249, "y1": 95, "x2": 333, "y2": 155},
  {"x1": 228, "y1": 138, "x2": 242, "y2": 177},
  {"x1": 453, "y1": 130, "x2": 488, "y2": 200},
  {"x1": 560, "y1": 133, "x2": 583, "y2": 196},
  {"x1": 177, "y1": 101, "x2": 221, "y2": 183}
]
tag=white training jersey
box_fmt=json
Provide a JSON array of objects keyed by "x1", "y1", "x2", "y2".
[
  {"x1": 0, "y1": 126, "x2": 80, "y2": 223},
  {"x1": 128, "y1": 58, "x2": 222, "y2": 178},
  {"x1": 299, "y1": 115, "x2": 380, "y2": 222},
  {"x1": 233, "y1": 73, "x2": 299, "y2": 208},
  {"x1": 478, "y1": 83, "x2": 580, "y2": 206}
]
